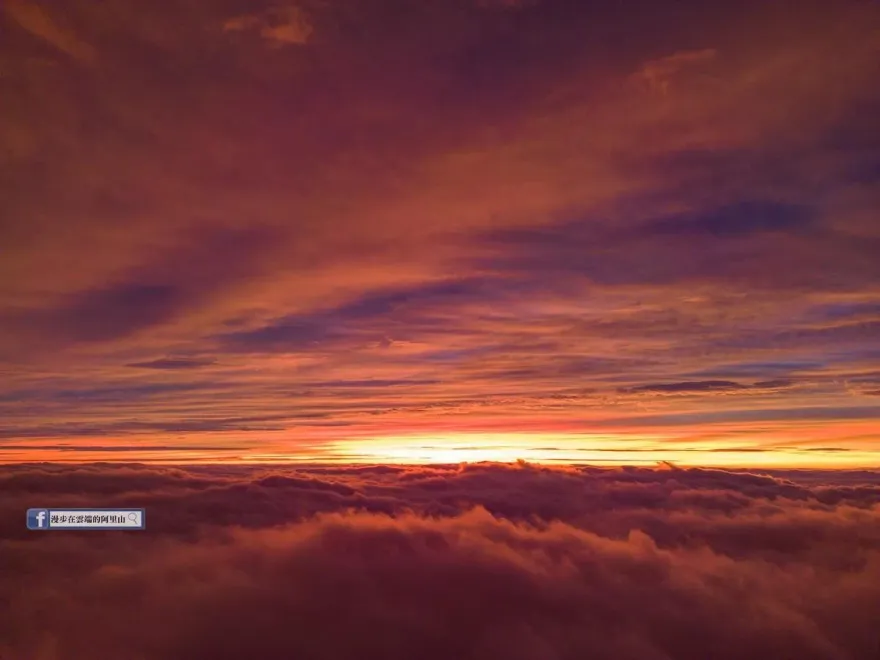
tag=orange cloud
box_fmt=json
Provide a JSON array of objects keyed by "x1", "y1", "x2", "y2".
[
  {"x1": 635, "y1": 48, "x2": 718, "y2": 95},
  {"x1": 3, "y1": 0, "x2": 96, "y2": 62},
  {"x1": 223, "y1": 5, "x2": 313, "y2": 47}
]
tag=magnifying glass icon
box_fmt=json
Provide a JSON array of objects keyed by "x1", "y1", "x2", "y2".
[{"x1": 127, "y1": 512, "x2": 138, "y2": 523}]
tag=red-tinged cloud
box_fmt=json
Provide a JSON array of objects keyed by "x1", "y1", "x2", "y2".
[{"x1": 1, "y1": 464, "x2": 880, "y2": 659}]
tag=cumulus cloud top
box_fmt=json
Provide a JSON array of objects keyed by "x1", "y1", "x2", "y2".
[{"x1": 1, "y1": 463, "x2": 880, "y2": 659}]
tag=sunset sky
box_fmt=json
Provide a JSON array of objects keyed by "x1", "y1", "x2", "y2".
[
  {"x1": 1, "y1": 0, "x2": 878, "y2": 466},
  {"x1": 3, "y1": 3, "x2": 880, "y2": 658}
]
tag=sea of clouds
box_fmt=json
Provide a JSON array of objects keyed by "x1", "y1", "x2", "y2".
[{"x1": 1, "y1": 462, "x2": 879, "y2": 659}]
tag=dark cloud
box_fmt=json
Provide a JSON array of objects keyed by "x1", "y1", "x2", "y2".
[
  {"x1": 214, "y1": 278, "x2": 505, "y2": 352},
  {"x1": 0, "y1": 416, "x2": 291, "y2": 438},
  {"x1": 752, "y1": 378, "x2": 794, "y2": 389},
  {"x1": 624, "y1": 380, "x2": 747, "y2": 393},
  {"x1": 2, "y1": 463, "x2": 880, "y2": 659},
  {"x1": 1, "y1": 225, "x2": 279, "y2": 356},
  {"x1": 621, "y1": 379, "x2": 796, "y2": 394},
  {"x1": 688, "y1": 361, "x2": 826, "y2": 379},
  {"x1": 474, "y1": 206, "x2": 880, "y2": 291},
  {"x1": 644, "y1": 200, "x2": 816, "y2": 237},
  {"x1": 720, "y1": 321, "x2": 880, "y2": 350},
  {"x1": 126, "y1": 357, "x2": 218, "y2": 370},
  {"x1": 300, "y1": 379, "x2": 442, "y2": 389},
  {"x1": 12, "y1": 381, "x2": 231, "y2": 403},
  {"x1": 591, "y1": 405, "x2": 880, "y2": 427},
  {"x1": 0, "y1": 445, "x2": 239, "y2": 452},
  {"x1": 16, "y1": 282, "x2": 184, "y2": 343},
  {"x1": 806, "y1": 301, "x2": 880, "y2": 322}
]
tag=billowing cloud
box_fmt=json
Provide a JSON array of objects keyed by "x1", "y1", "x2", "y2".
[{"x1": 1, "y1": 463, "x2": 880, "y2": 659}]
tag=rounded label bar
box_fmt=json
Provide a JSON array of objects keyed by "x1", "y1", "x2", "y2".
[{"x1": 27, "y1": 508, "x2": 146, "y2": 530}]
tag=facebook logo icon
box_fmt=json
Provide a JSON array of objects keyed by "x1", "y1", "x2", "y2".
[{"x1": 27, "y1": 508, "x2": 49, "y2": 530}]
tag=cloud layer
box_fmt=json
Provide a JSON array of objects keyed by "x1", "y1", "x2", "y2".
[
  {"x1": 1, "y1": 463, "x2": 880, "y2": 659},
  {"x1": 1, "y1": 0, "x2": 879, "y2": 462}
]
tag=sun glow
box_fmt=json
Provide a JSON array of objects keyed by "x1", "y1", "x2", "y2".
[
  {"x1": 322, "y1": 432, "x2": 880, "y2": 468},
  {"x1": 324, "y1": 433, "x2": 653, "y2": 464},
  {"x1": 3, "y1": 426, "x2": 877, "y2": 467}
]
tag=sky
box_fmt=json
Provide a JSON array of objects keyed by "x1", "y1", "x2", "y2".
[
  {"x1": 2, "y1": 462, "x2": 880, "y2": 658},
  {"x1": 1, "y1": 0, "x2": 879, "y2": 466}
]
